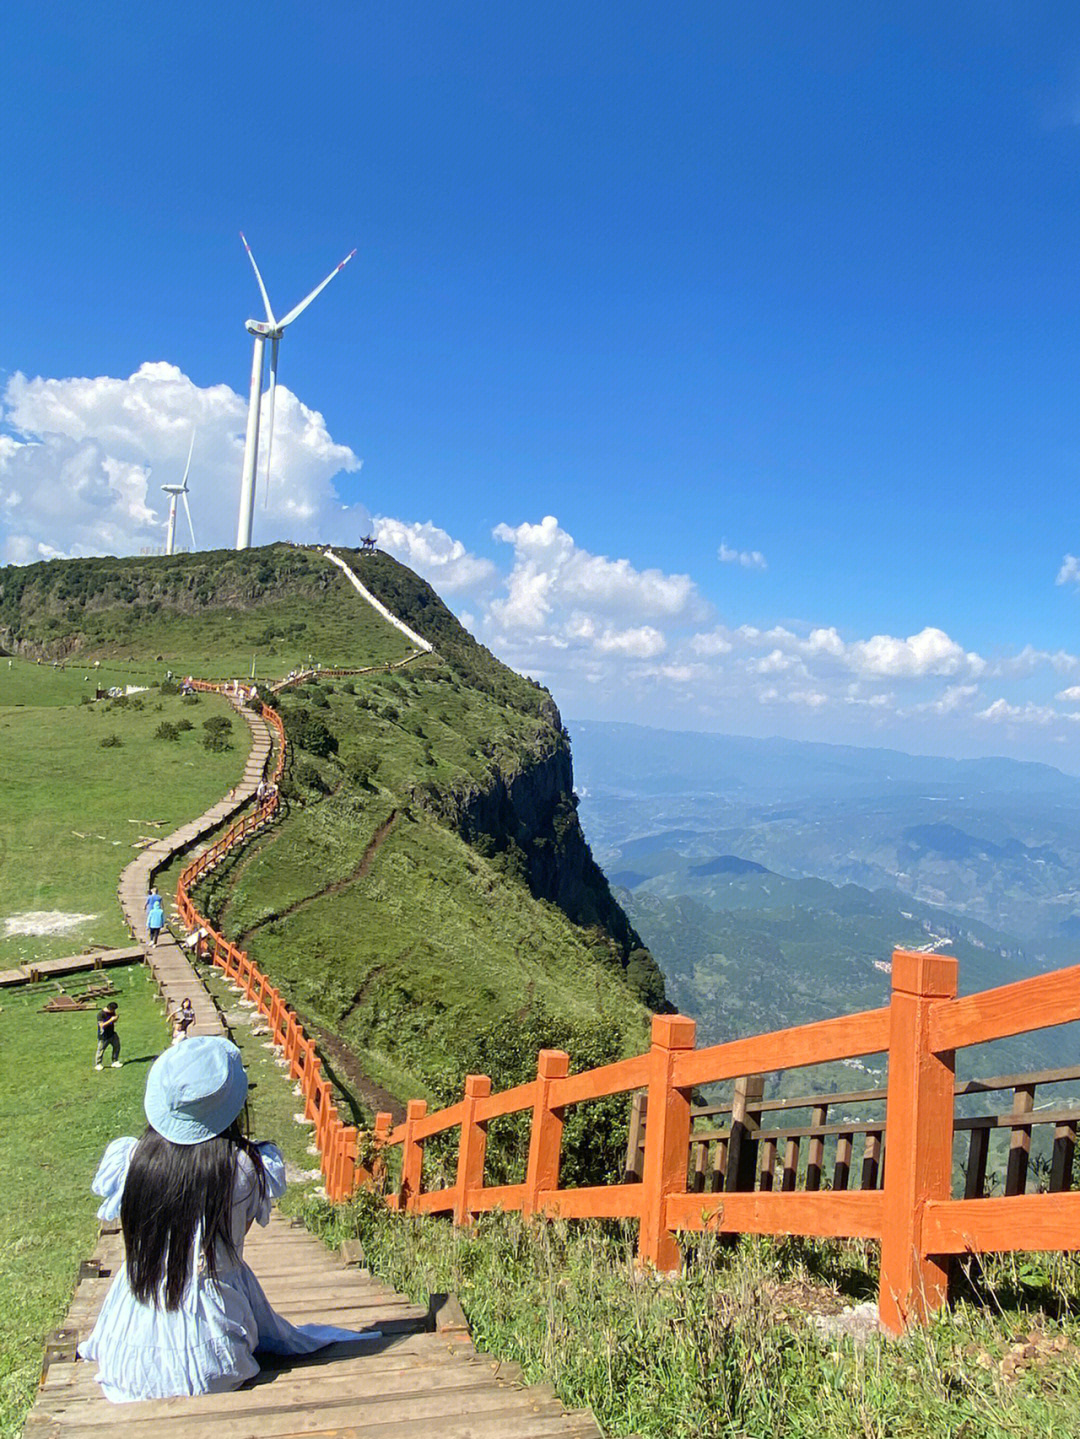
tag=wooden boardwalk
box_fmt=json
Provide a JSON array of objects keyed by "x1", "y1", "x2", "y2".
[
  {"x1": 29, "y1": 1214, "x2": 600, "y2": 1438},
  {"x1": 24, "y1": 687, "x2": 602, "y2": 1437},
  {"x1": 117, "y1": 690, "x2": 273, "y2": 1038}
]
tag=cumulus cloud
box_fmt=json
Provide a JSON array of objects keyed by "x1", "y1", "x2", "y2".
[
  {"x1": 991, "y1": 645, "x2": 1080, "y2": 678},
  {"x1": 843, "y1": 627, "x2": 984, "y2": 679},
  {"x1": 718, "y1": 540, "x2": 767, "y2": 570},
  {"x1": 690, "y1": 629, "x2": 733, "y2": 657},
  {"x1": 917, "y1": 684, "x2": 980, "y2": 715},
  {"x1": 1057, "y1": 555, "x2": 1080, "y2": 586},
  {"x1": 978, "y1": 699, "x2": 1063, "y2": 725},
  {"x1": 488, "y1": 515, "x2": 705, "y2": 640},
  {"x1": 0, "y1": 363, "x2": 363, "y2": 562},
  {"x1": 373, "y1": 517, "x2": 496, "y2": 594}
]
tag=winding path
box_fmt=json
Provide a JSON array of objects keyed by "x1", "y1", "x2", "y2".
[{"x1": 27, "y1": 682, "x2": 603, "y2": 1437}]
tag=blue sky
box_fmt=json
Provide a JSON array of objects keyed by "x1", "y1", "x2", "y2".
[{"x1": 4, "y1": 3, "x2": 1080, "y2": 765}]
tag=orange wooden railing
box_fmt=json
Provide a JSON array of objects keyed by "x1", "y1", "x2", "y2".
[
  {"x1": 174, "y1": 682, "x2": 364, "y2": 1202},
  {"x1": 367, "y1": 951, "x2": 1080, "y2": 1332}
]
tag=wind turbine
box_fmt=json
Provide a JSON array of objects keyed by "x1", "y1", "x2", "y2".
[
  {"x1": 235, "y1": 233, "x2": 356, "y2": 550},
  {"x1": 162, "y1": 430, "x2": 197, "y2": 555}
]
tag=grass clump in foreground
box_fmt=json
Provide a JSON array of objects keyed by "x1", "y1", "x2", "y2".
[
  {"x1": 303, "y1": 1192, "x2": 1080, "y2": 1438},
  {"x1": 0, "y1": 962, "x2": 167, "y2": 1439}
]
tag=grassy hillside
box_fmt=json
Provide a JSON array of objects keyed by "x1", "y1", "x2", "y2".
[
  {"x1": 2, "y1": 543, "x2": 661, "y2": 1113},
  {"x1": 0, "y1": 545, "x2": 414, "y2": 675}
]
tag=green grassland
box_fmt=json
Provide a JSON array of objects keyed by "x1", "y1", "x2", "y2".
[
  {"x1": 216, "y1": 800, "x2": 649, "y2": 1107},
  {"x1": 0, "y1": 963, "x2": 166, "y2": 1438},
  {"x1": 0, "y1": 546, "x2": 413, "y2": 676},
  {"x1": 0, "y1": 669, "x2": 246, "y2": 966}
]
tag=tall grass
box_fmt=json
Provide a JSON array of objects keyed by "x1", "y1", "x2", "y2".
[{"x1": 306, "y1": 1191, "x2": 1080, "y2": 1438}]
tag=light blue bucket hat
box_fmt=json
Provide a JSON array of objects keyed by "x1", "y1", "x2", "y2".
[{"x1": 144, "y1": 1036, "x2": 249, "y2": 1144}]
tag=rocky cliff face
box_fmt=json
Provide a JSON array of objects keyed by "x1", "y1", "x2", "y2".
[{"x1": 415, "y1": 726, "x2": 669, "y2": 1010}]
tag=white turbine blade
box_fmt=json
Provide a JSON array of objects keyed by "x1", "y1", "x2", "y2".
[
  {"x1": 240, "y1": 232, "x2": 277, "y2": 325},
  {"x1": 181, "y1": 490, "x2": 197, "y2": 551},
  {"x1": 180, "y1": 427, "x2": 195, "y2": 490},
  {"x1": 263, "y1": 336, "x2": 279, "y2": 508},
  {"x1": 277, "y1": 248, "x2": 356, "y2": 328}
]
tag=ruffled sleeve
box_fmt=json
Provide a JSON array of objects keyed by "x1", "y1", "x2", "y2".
[
  {"x1": 235, "y1": 1143, "x2": 286, "y2": 1228},
  {"x1": 90, "y1": 1136, "x2": 138, "y2": 1220}
]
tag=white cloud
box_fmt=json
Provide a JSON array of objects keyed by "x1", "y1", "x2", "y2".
[
  {"x1": 992, "y1": 645, "x2": 1080, "y2": 678},
  {"x1": 491, "y1": 516, "x2": 704, "y2": 632},
  {"x1": 977, "y1": 699, "x2": 1062, "y2": 725},
  {"x1": 0, "y1": 362, "x2": 363, "y2": 562},
  {"x1": 846, "y1": 627, "x2": 984, "y2": 679},
  {"x1": 1058, "y1": 686, "x2": 1080, "y2": 702},
  {"x1": 593, "y1": 625, "x2": 666, "y2": 658},
  {"x1": 373, "y1": 517, "x2": 496, "y2": 594},
  {"x1": 690, "y1": 629, "x2": 733, "y2": 657},
  {"x1": 718, "y1": 540, "x2": 767, "y2": 570},
  {"x1": 918, "y1": 683, "x2": 980, "y2": 715},
  {"x1": 1057, "y1": 555, "x2": 1080, "y2": 586}
]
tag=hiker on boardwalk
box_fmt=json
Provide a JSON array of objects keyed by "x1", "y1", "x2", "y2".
[
  {"x1": 145, "y1": 887, "x2": 165, "y2": 946},
  {"x1": 78, "y1": 1038, "x2": 378, "y2": 1401},
  {"x1": 94, "y1": 1002, "x2": 121, "y2": 1069},
  {"x1": 167, "y1": 996, "x2": 196, "y2": 1043}
]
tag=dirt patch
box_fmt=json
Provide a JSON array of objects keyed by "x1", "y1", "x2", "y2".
[
  {"x1": 3, "y1": 910, "x2": 97, "y2": 937},
  {"x1": 300, "y1": 1014, "x2": 405, "y2": 1127}
]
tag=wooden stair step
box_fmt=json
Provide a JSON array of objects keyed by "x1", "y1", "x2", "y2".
[{"x1": 35, "y1": 1381, "x2": 569, "y2": 1437}]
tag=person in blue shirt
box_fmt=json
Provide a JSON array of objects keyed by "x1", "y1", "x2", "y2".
[
  {"x1": 144, "y1": 887, "x2": 165, "y2": 946},
  {"x1": 78, "y1": 1038, "x2": 380, "y2": 1400}
]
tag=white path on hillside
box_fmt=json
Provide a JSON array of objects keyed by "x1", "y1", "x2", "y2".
[{"x1": 322, "y1": 547, "x2": 434, "y2": 653}]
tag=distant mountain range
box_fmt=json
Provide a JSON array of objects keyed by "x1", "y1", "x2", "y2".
[{"x1": 568, "y1": 719, "x2": 1080, "y2": 1077}]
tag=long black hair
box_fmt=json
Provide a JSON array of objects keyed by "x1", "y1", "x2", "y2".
[{"x1": 121, "y1": 1115, "x2": 267, "y2": 1310}]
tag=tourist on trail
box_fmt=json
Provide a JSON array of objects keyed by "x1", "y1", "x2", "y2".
[
  {"x1": 95, "y1": 1002, "x2": 121, "y2": 1070},
  {"x1": 145, "y1": 887, "x2": 165, "y2": 946},
  {"x1": 256, "y1": 778, "x2": 268, "y2": 804},
  {"x1": 78, "y1": 1037, "x2": 379, "y2": 1400},
  {"x1": 168, "y1": 996, "x2": 196, "y2": 1043}
]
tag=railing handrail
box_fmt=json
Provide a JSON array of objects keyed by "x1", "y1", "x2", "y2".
[
  {"x1": 367, "y1": 950, "x2": 1080, "y2": 1334},
  {"x1": 173, "y1": 683, "x2": 365, "y2": 1204}
]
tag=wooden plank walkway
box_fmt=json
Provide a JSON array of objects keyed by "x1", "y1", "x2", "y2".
[
  {"x1": 117, "y1": 691, "x2": 273, "y2": 1038},
  {"x1": 0, "y1": 948, "x2": 146, "y2": 988},
  {"x1": 29, "y1": 1214, "x2": 600, "y2": 1438},
  {"x1": 24, "y1": 687, "x2": 603, "y2": 1437}
]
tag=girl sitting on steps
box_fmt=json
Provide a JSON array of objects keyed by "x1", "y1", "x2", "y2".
[{"x1": 79, "y1": 1036, "x2": 380, "y2": 1401}]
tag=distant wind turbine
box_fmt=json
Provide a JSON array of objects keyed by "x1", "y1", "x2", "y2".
[
  {"x1": 162, "y1": 430, "x2": 197, "y2": 555},
  {"x1": 235, "y1": 233, "x2": 356, "y2": 550}
]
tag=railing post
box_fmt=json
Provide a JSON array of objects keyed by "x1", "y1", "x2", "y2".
[
  {"x1": 399, "y1": 1099, "x2": 427, "y2": 1210},
  {"x1": 623, "y1": 1092, "x2": 647, "y2": 1183},
  {"x1": 879, "y1": 949, "x2": 957, "y2": 1333},
  {"x1": 304, "y1": 1051, "x2": 322, "y2": 1119},
  {"x1": 725, "y1": 1073, "x2": 765, "y2": 1192},
  {"x1": 339, "y1": 1124, "x2": 359, "y2": 1197},
  {"x1": 453, "y1": 1074, "x2": 492, "y2": 1225},
  {"x1": 373, "y1": 1111, "x2": 393, "y2": 1190},
  {"x1": 522, "y1": 1049, "x2": 569, "y2": 1220},
  {"x1": 638, "y1": 1014, "x2": 696, "y2": 1272}
]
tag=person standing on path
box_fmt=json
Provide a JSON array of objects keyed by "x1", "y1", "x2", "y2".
[
  {"x1": 95, "y1": 1002, "x2": 121, "y2": 1069},
  {"x1": 145, "y1": 887, "x2": 165, "y2": 946}
]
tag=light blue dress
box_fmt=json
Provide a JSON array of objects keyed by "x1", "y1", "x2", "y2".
[{"x1": 78, "y1": 1137, "x2": 375, "y2": 1402}]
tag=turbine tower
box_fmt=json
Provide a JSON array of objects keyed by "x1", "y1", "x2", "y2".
[
  {"x1": 162, "y1": 429, "x2": 197, "y2": 555},
  {"x1": 235, "y1": 233, "x2": 356, "y2": 550}
]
